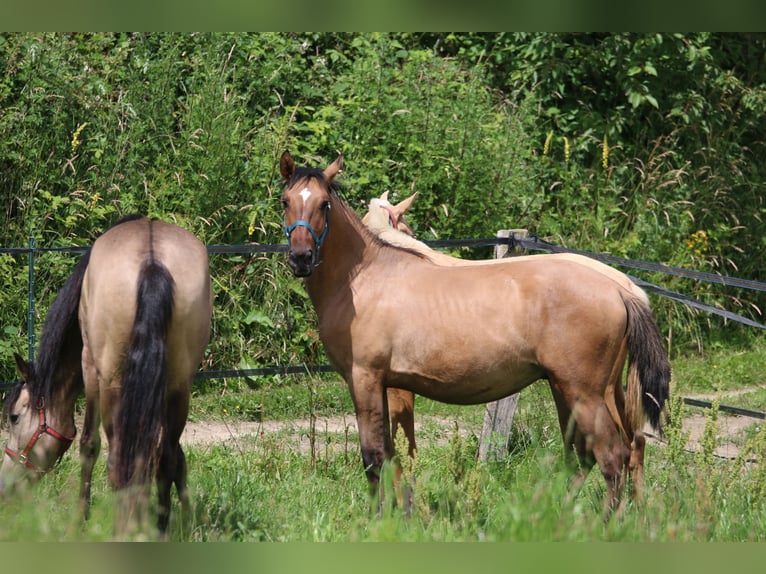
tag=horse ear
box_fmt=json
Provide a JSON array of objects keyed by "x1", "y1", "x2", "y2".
[
  {"x1": 280, "y1": 150, "x2": 295, "y2": 182},
  {"x1": 14, "y1": 352, "x2": 30, "y2": 384},
  {"x1": 380, "y1": 191, "x2": 390, "y2": 202},
  {"x1": 323, "y1": 154, "x2": 343, "y2": 181},
  {"x1": 393, "y1": 192, "x2": 418, "y2": 218}
]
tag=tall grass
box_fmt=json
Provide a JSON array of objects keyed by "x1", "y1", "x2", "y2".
[
  {"x1": 2, "y1": 343, "x2": 765, "y2": 541},
  {"x1": 2, "y1": 414, "x2": 764, "y2": 542}
]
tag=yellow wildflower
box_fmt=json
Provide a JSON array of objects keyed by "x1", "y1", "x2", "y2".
[
  {"x1": 543, "y1": 131, "x2": 553, "y2": 156},
  {"x1": 70, "y1": 122, "x2": 88, "y2": 155}
]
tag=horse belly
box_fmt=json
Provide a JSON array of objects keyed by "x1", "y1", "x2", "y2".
[{"x1": 387, "y1": 327, "x2": 543, "y2": 405}]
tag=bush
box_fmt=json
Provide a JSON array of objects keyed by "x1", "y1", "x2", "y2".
[{"x1": 1, "y1": 33, "x2": 764, "y2": 383}]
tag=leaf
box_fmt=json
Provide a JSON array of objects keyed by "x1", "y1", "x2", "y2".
[
  {"x1": 627, "y1": 90, "x2": 643, "y2": 108},
  {"x1": 243, "y1": 310, "x2": 274, "y2": 328}
]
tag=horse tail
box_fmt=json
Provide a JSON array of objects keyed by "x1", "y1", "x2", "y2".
[
  {"x1": 114, "y1": 258, "x2": 175, "y2": 488},
  {"x1": 622, "y1": 294, "x2": 671, "y2": 434}
]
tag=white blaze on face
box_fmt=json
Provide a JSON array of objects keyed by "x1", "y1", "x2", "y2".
[{"x1": 299, "y1": 187, "x2": 312, "y2": 205}]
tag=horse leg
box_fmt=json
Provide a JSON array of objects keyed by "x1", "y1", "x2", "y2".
[
  {"x1": 387, "y1": 387, "x2": 415, "y2": 513},
  {"x1": 548, "y1": 382, "x2": 595, "y2": 488},
  {"x1": 156, "y1": 391, "x2": 191, "y2": 537},
  {"x1": 629, "y1": 431, "x2": 646, "y2": 501},
  {"x1": 156, "y1": 442, "x2": 173, "y2": 536},
  {"x1": 79, "y1": 346, "x2": 101, "y2": 522},
  {"x1": 586, "y1": 399, "x2": 631, "y2": 518},
  {"x1": 156, "y1": 441, "x2": 189, "y2": 537},
  {"x1": 550, "y1": 377, "x2": 631, "y2": 518},
  {"x1": 387, "y1": 388, "x2": 416, "y2": 457},
  {"x1": 349, "y1": 370, "x2": 392, "y2": 505},
  {"x1": 601, "y1": 371, "x2": 646, "y2": 504},
  {"x1": 78, "y1": 399, "x2": 101, "y2": 522}
]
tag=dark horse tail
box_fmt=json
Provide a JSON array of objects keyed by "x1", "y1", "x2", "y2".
[
  {"x1": 623, "y1": 294, "x2": 671, "y2": 434},
  {"x1": 114, "y1": 257, "x2": 175, "y2": 488}
]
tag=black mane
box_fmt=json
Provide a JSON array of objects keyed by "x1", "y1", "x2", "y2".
[{"x1": 31, "y1": 253, "x2": 90, "y2": 403}]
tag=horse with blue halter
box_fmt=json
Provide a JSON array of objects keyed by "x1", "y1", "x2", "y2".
[
  {"x1": 280, "y1": 151, "x2": 670, "y2": 515},
  {"x1": 1, "y1": 215, "x2": 212, "y2": 537}
]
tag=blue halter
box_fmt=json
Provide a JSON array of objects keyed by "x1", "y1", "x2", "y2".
[{"x1": 283, "y1": 203, "x2": 331, "y2": 264}]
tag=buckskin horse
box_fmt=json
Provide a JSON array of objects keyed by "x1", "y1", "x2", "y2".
[
  {"x1": 280, "y1": 151, "x2": 670, "y2": 515},
  {"x1": 1, "y1": 215, "x2": 212, "y2": 537},
  {"x1": 363, "y1": 191, "x2": 656, "y2": 465}
]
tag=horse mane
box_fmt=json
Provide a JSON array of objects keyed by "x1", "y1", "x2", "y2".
[
  {"x1": 3, "y1": 215, "x2": 146, "y2": 418},
  {"x1": 18, "y1": 251, "x2": 89, "y2": 409}
]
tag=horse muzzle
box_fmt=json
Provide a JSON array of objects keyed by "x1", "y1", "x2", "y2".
[{"x1": 287, "y1": 247, "x2": 316, "y2": 277}]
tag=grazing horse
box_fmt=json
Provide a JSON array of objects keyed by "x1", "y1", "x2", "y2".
[
  {"x1": 363, "y1": 191, "x2": 654, "y2": 460},
  {"x1": 280, "y1": 151, "x2": 670, "y2": 514},
  {"x1": 1, "y1": 215, "x2": 212, "y2": 537}
]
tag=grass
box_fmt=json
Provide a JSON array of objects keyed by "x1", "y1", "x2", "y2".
[{"x1": 1, "y1": 341, "x2": 765, "y2": 541}]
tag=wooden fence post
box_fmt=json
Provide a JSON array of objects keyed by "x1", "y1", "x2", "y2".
[{"x1": 477, "y1": 229, "x2": 527, "y2": 462}]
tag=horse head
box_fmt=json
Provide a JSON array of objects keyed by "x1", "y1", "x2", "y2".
[
  {"x1": 280, "y1": 150, "x2": 342, "y2": 277},
  {"x1": 362, "y1": 191, "x2": 418, "y2": 238},
  {"x1": 0, "y1": 354, "x2": 75, "y2": 493}
]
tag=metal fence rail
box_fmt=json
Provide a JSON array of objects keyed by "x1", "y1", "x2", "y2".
[{"x1": 2, "y1": 235, "x2": 765, "y2": 421}]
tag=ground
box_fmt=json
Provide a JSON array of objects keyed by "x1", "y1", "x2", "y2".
[{"x1": 181, "y1": 389, "x2": 762, "y2": 462}]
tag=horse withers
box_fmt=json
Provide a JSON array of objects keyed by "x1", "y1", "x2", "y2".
[
  {"x1": 280, "y1": 151, "x2": 670, "y2": 516},
  {"x1": 1, "y1": 215, "x2": 212, "y2": 538}
]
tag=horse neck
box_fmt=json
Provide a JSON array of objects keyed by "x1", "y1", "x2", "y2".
[
  {"x1": 304, "y1": 197, "x2": 375, "y2": 309},
  {"x1": 31, "y1": 254, "x2": 88, "y2": 415},
  {"x1": 42, "y1": 334, "x2": 84, "y2": 415},
  {"x1": 52, "y1": 360, "x2": 83, "y2": 416}
]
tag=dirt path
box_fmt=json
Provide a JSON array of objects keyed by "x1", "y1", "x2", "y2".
[{"x1": 182, "y1": 389, "x2": 763, "y2": 461}]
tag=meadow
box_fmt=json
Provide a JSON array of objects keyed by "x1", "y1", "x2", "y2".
[
  {"x1": 1, "y1": 340, "x2": 764, "y2": 542},
  {"x1": 1, "y1": 33, "x2": 765, "y2": 550}
]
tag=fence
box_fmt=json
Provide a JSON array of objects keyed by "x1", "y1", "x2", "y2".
[{"x1": 2, "y1": 233, "x2": 765, "y2": 424}]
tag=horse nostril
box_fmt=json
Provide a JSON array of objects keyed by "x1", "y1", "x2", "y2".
[
  {"x1": 288, "y1": 249, "x2": 315, "y2": 277},
  {"x1": 290, "y1": 249, "x2": 313, "y2": 263}
]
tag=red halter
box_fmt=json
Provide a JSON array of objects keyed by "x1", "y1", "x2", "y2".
[{"x1": 4, "y1": 398, "x2": 75, "y2": 472}]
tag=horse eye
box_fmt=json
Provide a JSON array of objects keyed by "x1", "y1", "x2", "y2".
[
  {"x1": 281, "y1": 198, "x2": 290, "y2": 209},
  {"x1": 9, "y1": 413, "x2": 19, "y2": 425}
]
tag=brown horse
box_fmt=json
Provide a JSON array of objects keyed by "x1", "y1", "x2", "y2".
[
  {"x1": 1, "y1": 215, "x2": 212, "y2": 537},
  {"x1": 280, "y1": 151, "x2": 670, "y2": 514},
  {"x1": 363, "y1": 191, "x2": 654, "y2": 460}
]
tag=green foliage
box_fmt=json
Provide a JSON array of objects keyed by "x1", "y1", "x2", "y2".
[
  {"x1": 1, "y1": 32, "x2": 765, "y2": 384},
  {"x1": 3, "y1": 410, "x2": 765, "y2": 541},
  {"x1": 2, "y1": 343, "x2": 766, "y2": 541}
]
